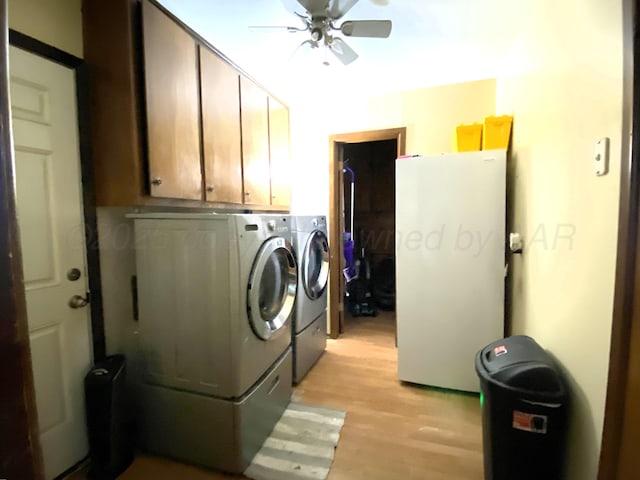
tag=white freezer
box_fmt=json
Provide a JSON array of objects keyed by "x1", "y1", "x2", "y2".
[{"x1": 395, "y1": 150, "x2": 506, "y2": 392}]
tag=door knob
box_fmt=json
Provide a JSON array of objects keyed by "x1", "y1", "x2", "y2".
[
  {"x1": 151, "y1": 177, "x2": 162, "y2": 186},
  {"x1": 69, "y1": 294, "x2": 89, "y2": 309}
]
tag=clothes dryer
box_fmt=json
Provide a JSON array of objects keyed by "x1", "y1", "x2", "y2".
[
  {"x1": 291, "y1": 215, "x2": 329, "y2": 383},
  {"x1": 129, "y1": 213, "x2": 296, "y2": 473}
]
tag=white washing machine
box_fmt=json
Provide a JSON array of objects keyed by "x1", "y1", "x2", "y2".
[
  {"x1": 291, "y1": 215, "x2": 329, "y2": 383},
  {"x1": 128, "y1": 212, "x2": 296, "y2": 473}
]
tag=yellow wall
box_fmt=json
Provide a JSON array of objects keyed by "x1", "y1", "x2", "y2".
[
  {"x1": 289, "y1": 79, "x2": 496, "y2": 214},
  {"x1": 8, "y1": 0, "x2": 83, "y2": 58},
  {"x1": 496, "y1": 0, "x2": 623, "y2": 478}
]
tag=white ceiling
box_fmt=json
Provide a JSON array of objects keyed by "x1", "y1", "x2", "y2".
[{"x1": 158, "y1": 0, "x2": 526, "y2": 104}]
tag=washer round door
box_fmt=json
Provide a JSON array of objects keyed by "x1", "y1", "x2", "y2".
[
  {"x1": 302, "y1": 230, "x2": 330, "y2": 300},
  {"x1": 247, "y1": 236, "x2": 298, "y2": 340}
]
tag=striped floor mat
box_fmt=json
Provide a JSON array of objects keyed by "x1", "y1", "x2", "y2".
[{"x1": 244, "y1": 402, "x2": 346, "y2": 480}]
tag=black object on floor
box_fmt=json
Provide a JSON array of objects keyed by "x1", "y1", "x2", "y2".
[
  {"x1": 84, "y1": 354, "x2": 134, "y2": 480},
  {"x1": 346, "y1": 246, "x2": 377, "y2": 317},
  {"x1": 475, "y1": 336, "x2": 569, "y2": 480},
  {"x1": 372, "y1": 256, "x2": 395, "y2": 311},
  {"x1": 347, "y1": 278, "x2": 377, "y2": 317}
]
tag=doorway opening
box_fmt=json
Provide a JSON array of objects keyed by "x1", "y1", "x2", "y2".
[
  {"x1": 328, "y1": 128, "x2": 406, "y2": 339},
  {"x1": 0, "y1": 30, "x2": 106, "y2": 479}
]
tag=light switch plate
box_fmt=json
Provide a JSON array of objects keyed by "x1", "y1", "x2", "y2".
[
  {"x1": 509, "y1": 232, "x2": 523, "y2": 253},
  {"x1": 595, "y1": 138, "x2": 610, "y2": 176}
]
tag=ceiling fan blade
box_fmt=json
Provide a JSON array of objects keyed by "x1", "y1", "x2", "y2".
[
  {"x1": 281, "y1": 0, "x2": 310, "y2": 15},
  {"x1": 340, "y1": 20, "x2": 392, "y2": 38},
  {"x1": 295, "y1": 0, "x2": 330, "y2": 16},
  {"x1": 328, "y1": 37, "x2": 359, "y2": 65},
  {"x1": 289, "y1": 39, "x2": 319, "y2": 62},
  {"x1": 249, "y1": 25, "x2": 306, "y2": 33},
  {"x1": 327, "y1": 0, "x2": 359, "y2": 19}
]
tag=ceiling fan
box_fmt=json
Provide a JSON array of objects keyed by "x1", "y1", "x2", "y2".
[{"x1": 251, "y1": 0, "x2": 392, "y2": 66}]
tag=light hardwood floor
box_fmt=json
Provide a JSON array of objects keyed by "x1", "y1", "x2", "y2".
[{"x1": 71, "y1": 311, "x2": 483, "y2": 479}]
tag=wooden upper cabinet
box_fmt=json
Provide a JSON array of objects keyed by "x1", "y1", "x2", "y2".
[
  {"x1": 240, "y1": 77, "x2": 270, "y2": 206},
  {"x1": 199, "y1": 47, "x2": 243, "y2": 204},
  {"x1": 83, "y1": 0, "x2": 291, "y2": 210},
  {"x1": 268, "y1": 97, "x2": 291, "y2": 209},
  {"x1": 142, "y1": 0, "x2": 202, "y2": 200},
  {"x1": 83, "y1": 0, "x2": 145, "y2": 206}
]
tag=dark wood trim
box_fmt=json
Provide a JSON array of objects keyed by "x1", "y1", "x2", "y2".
[
  {"x1": 328, "y1": 128, "x2": 406, "y2": 339},
  {"x1": 0, "y1": 1, "x2": 44, "y2": 477},
  {"x1": 598, "y1": 0, "x2": 638, "y2": 476},
  {"x1": 9, "y1": 29, "x2": 82, "y2": 68},
  {"x1": 328, "y1": 138, "x2": 342, "y2": 339},
  {"x1": 76, "y1": 62, "x2": 107, "y2": 362}
]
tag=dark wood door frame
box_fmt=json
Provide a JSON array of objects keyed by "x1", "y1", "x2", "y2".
[
  {"x1": 1, "y1": 25, "x2": 105, "y2": 480},
  {"x1": 0, "y1": 2, "x2": 44, "y2": 477},
  {"x1": 598, "y1": 0, "x2": 638, "y2": 476},
  {"x1": 328, "y1": 128, "x2": 406, "y2": 339}
]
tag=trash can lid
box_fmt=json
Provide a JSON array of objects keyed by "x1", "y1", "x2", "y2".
[
  {"x1": 475, "y1": 335, "x2": 566, "y2": 399},
  {"x1": 480, "y1": 336, "x2": 552, "y2": 373},
  {"x1": 84, "y1": 354, "x2": 126, "y2": 385}
]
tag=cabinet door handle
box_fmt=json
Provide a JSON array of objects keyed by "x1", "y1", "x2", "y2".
[
  {"x1": 245, "y1": 192, "x2": 251, "y2": 197},
  {"x1": 206, "y1": 185, "x2": 215, "y2": 193},
  {"x1": 151, "y1": 177, "x2": 162, "y2": 186}
]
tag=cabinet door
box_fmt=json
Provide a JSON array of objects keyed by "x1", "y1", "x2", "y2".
[
  {"x1": 240, "y1": 77, "x2": 270, "y2": 206},
  {"x1": 142, "y1": 0, "x2": 201, "y2": 200},
  {"x1": 199, "y1": 47, "x2": 242, "y2": 203},
  {"x1": 268, "y1": 96, "x2": 291, "y2": 209}
]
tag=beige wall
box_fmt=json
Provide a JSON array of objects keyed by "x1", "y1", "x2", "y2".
[
  {"x1": 8, "y1": 0, "x2": 83, "y2": 57},
  {"x1": 289, "y1": 79, "x2": 496, "y2": 215},
  {"x1": 496, "y1": 0, "x2": 623, "y2": 478},
  {"x1": 96, "y1": 208, "x2": 137, "y2": 357}
]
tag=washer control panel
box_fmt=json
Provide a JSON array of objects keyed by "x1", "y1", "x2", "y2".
[{"x1": 263, "y1": 216, "x2": 289, "y2": 234}]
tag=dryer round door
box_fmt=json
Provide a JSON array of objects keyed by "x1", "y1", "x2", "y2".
[
  {"x1": 302, "y1": 230, "x2": 329, "y2": 300},
  {"x1": 247, "y1": 236, "x2": 298, "y2": 340}
]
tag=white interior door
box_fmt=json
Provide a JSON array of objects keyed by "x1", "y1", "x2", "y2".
[{"x1": 10, "y1": 46, "x2": 92, "y2": 479}]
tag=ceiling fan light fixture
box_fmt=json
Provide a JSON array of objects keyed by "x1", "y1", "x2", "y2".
[
  {"x1": 265, "y1": 0, "x2": 392, "y2": 66},
  {"x1": 311, "y1": 27, "x2": 323, "y2": 41}
]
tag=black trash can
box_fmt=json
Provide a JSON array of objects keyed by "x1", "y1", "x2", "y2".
[
  {"x1": 475, "y1": 335, "x2": 568, "y2": 480},
  {"x1": 84, "y1": 354, "x2": 134, "y2": 479}
]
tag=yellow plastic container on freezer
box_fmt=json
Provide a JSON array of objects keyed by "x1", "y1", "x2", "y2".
[
  {"x1": 454, "y1": 123, "x2": 483, "y2": 152},
  {"x1": 483, "y1": 115, "x2": 513, "y2": 150}
]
